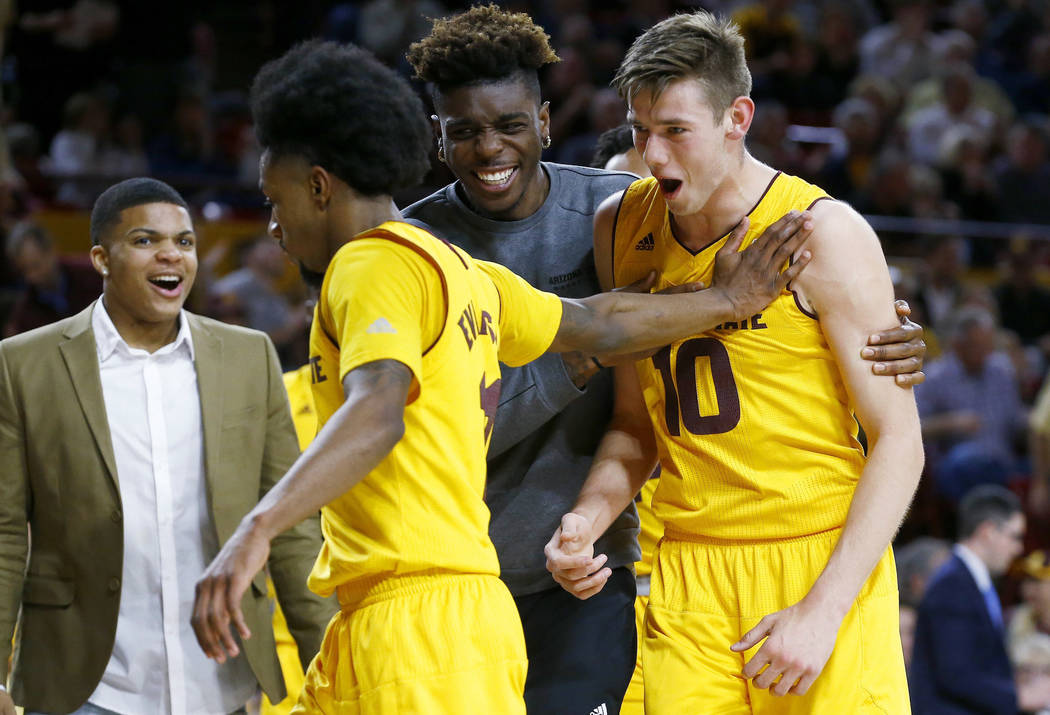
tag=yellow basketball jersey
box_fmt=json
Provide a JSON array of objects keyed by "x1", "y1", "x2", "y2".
[
  {"x1": 306, "y1": 221, "x2": 562, "y2": 597},
  {"x1": 282, "y1": 364, "x2": 317, "y2": 452},
  {"x1": 613, "y1": 174, "x2": 865, "y2": 541}
]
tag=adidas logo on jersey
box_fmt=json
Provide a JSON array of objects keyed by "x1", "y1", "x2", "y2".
[
  {"x1": 635, "y1": 233, "x2": 655, "y2": 251},
  {"x1": 366, "y1": 317, "x2": 397, "y2": 334},
  {"x1": 589, "y1": 705, "x2": 608, "y2": 715}
]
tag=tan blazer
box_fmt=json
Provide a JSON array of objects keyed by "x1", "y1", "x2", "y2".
[{"x1": 0, "y1": 304, "x2": 335, "y2": 713}]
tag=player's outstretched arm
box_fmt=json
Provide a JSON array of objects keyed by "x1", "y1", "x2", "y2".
[
  {"x1": 191, "y1": 359, "x2": 411, "y2": 663},
  {"x1": 730, "y1": 200, "x2": 924, "y2": 697},
  {"x1": 546, "y1": 206, "x2": 814, "y2": 359}
]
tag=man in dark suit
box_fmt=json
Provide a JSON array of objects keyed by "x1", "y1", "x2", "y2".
[
  {"x1": 910, "y1": 484, "x2": 1050, "y2": 713},
  {"x1": 0, "y1": 178, "x2": 334, "y2": 715}
]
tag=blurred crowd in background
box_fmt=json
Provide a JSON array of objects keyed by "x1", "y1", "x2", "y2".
[{"x1": 2, "y1": 0, "x2": 1050, "y2": 705}]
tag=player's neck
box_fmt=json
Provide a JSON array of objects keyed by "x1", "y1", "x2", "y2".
[
  {"x1": 671, "y1": 157, "x2": 777, "y2": 250},
  {"x1": 330, "y1": 195, "x2": 403, "y2": 251}
]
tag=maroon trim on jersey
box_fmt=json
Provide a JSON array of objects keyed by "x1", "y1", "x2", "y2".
[
  {"x1": 350, "y1": 228, "x2": 449, "y2": 356},
  {"x1": 788, "y1": 195, "x2": 834, "y2": 320},
  {"x1": 609, "y1": 187, "x2": 629, "y2": 286},
  {"x1": 670, "y1": 171, "x2": 783, "y2": 257},
  {"x1": 437, "y1": 237, "x2": 470, "y2": 270}
]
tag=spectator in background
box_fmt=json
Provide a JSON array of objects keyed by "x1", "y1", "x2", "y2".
[
  {"x1": 1009, "y1": 551, "x2": 1050, "y2": 653},
  {"x1": 148, "y1": 89, "x2": 223, "y2": 180},
  {"x1": 553, "y1": 87, "x2": 626, "y2": 168},
  {"x1": 99, "y1": 112, "x2": 149, "y2": 179},
  {"x1": 1012, "y1": 634, "x2": 1050, "y2": 715},
  {"x1": 3, "y1": 222, "x2": 100, "y2": 337},
  {"x1": 902, "y1": 30, "x2": 1015, "y2": 129},
  {"x1": 209, "y1": 236, "x2": 304, "y2": 367},
  {"x1": 913, "y1": 235, "x2": 970, "y2": 333},
  {"x1": 1008, "y1": 33, "x2": 1050, "y2": 115},
  {"x1": 906, "y1": 64, "x2": 997, "y2": 166},
  {"x1": 859, "y1": 0, "x2": 946, "y2": 89},
  {"x1": 995, "y1": 120, "x2": 1050, "y2": 226},
  {"x1": 896, "y1": 536, "x2": 951, "y2": 670},
  {"x1": 917, "y1": 307, "x2": 1028, "y2": 501},
  {"x1": 898, "y1": 537, "x2": 953, "y2": 610},
  {"x1": 7, "y1": 124, "x2": 53, "y2": 205},
  {"x1": 817, "y1": 97, "x2": 882, "y2": 203},
  {"x1": 358, "y1": 0, "x2": 446, "y2": 70},
  {"x1": 746, "y1": 101, "x2": 804, "y2": 177},
  {"x1": 937, "y1": 124, "x2": 999, "y2": 224},
  {"x1": 910, "y1": 485, "x2": 1049, "y2": 713},
  {"x1": 49, "y1": 92, "x2": 110, "y2": 207},
  {"x1": 995, "y1": 245, "x2": 1050, "y2": 350},
  {"x1": 1029, "y1": 377, "x2": 1050, "y2": 517}
]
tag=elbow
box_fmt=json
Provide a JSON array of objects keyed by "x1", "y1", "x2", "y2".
[{"x1": 377, "y1": 413, "x2": 406, "y2": 454}]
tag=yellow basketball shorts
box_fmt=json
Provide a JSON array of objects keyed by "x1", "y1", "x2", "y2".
[
  {"x1": 621, "y1": 590, "x2": 648, "y2": 715},
  {"x1": 291, "y1": 572, "x2": 527, "y2": 715},
  {"x1": 642, "y1": 530, "x2": 909, "y2": 715}
]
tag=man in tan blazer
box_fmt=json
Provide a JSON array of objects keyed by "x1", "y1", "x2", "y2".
[{"x1": 0, "y1": 177, "x2": 334, "y2": 715}]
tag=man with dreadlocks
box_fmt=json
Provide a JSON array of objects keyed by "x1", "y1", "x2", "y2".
[{"x1": 404, "y1": 6, "x2": 927, "y2": 714}]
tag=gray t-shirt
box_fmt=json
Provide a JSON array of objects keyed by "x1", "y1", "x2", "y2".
[{"x1": 404, "y1": 162, "x2": 640, "y2": 596}]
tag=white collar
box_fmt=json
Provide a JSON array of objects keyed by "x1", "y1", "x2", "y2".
[
  {"x1": 92, "y1": 298, "x2": 195, "y2": 362},
  {"x1": 954, "y1": 542, "x2": 993, "y2": 593}
]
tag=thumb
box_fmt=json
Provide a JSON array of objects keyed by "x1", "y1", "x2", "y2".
[
  {"x1": 559, "y1": 513, "x2": 586, "y2": 547},
  {"x1": 731, "y1": 616, "x2": 773, "y2": 652}
]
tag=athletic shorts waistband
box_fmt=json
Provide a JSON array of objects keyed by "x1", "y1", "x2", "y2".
[
  {"x1": 661, "y1": 525, "x2": 843, "y2": 548},
  {"x1": 335, "y1": 570, "x2": 502, "y2": 611}
]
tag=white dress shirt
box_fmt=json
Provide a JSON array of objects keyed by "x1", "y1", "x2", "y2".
[
  {"x1": 88, "y1": 301, "x2": 255, "y2": 715},
  {"x1": 954, "y1": 542, "x2": 993, "y2": 594}
]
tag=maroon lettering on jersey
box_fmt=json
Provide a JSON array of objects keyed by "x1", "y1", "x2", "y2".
[{"x1": 309, "y1": 355, "x2": 327, "y2": 384}]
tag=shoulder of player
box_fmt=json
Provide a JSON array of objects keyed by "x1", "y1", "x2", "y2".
[{"x1": 804, "y1": 198, "x2": 881, "y2": 259}]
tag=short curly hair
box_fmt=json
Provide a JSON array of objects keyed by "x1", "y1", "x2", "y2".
[
  {"x1": 251, "y1": 40, "x2": 430, "y2": 197},
  {"x1": 406, "y1": 4, "x2": 559, "y2": 98}
]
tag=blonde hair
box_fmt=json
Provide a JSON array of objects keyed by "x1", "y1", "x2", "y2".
[{"x1": 612, "y1": 11, "x2": 751, "y2": 117}]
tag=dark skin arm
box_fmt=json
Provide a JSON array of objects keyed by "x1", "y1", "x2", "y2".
[
  {"x1": 547, "y1": 211, "x2": 814, "y2": 358},
  {"x1": 192, "y1": 359, "x2": 411, "y2": 663}
]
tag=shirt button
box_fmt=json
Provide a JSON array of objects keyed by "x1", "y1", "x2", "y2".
[
  {"x1": 111, "y1": 509, "x2": 122, "y2": 523},
  {"x1": 108, "y1": 577, "x2": 120, "y2": 593}
]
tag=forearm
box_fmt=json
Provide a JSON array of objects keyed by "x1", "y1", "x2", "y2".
[
  {"x1": 805, "y1": 430, "x2": 923, "y2": 617},
  {"x1": 555, "y1": 290, "x2": 734, "y2": 358},
  {"x1": 488, "y1": 355, "x2": 584, "y2": 458},
  {"x1": 572, "y1": 402, "x2": 657, "y2": 542},
  {"x1": 248, "y1": 391, "x2": 404, "y2": 542}
]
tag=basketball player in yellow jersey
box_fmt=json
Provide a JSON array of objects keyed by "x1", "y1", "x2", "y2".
[
  {"x1": 189, "y1": 40, "x2": 818, "y2": 715},
  {"x1": 547, "y1": 11, "x2": 924, "y2": 714}
]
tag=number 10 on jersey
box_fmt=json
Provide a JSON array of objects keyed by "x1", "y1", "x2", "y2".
[{"x1": 651, "y1": 337, "x2": 741, "y2": 436}]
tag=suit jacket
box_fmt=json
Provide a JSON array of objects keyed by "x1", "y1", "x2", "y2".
[
  {"x1": 910, "y1": 553, "x2": 1018, "y2": 714},
  {"x1": 0, "y1": 304, "x2": 335, "y2": 713}
]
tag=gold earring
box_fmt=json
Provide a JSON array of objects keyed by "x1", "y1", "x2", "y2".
[
  {"x1": 542, "y1": 135, "x2": 551, "y2": 149},
  {"x1": 437, "y1": 144, "x2": 446, "y2": 163}
]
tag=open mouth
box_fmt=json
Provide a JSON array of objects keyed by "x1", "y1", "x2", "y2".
[
  {"x1": 659, "y1": 178, "x2": 683, "y2": 197},
  {"x1": 148, "y1": 274, "x2": 183, "y2": 296},
  {"x1": 473, "y1": 166, "x2": 517, "y2": 191}
]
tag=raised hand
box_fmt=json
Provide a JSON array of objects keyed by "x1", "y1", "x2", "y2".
[{"x1": 711, "y1": 211, "x2": 813, "y2": 319}]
